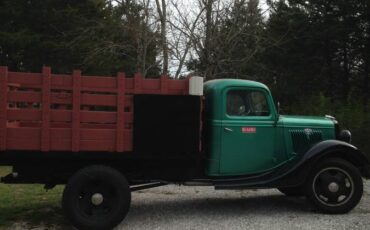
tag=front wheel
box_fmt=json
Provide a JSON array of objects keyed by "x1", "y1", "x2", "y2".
[
  {"x1": 62, "y1": 165, "x2": 131, "y2": 230},
  {"x1": 305, "y1": 158, "x2": 363, "y2": 214}
]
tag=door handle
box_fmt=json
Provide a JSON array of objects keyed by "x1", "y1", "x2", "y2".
[{"x1": 224, "y1": 127, "x2": 233, "y2": 132}]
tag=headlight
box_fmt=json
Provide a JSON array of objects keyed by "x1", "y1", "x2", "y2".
[{"x1": 338, "y1": 130, "x2": 352, "y2": 143}]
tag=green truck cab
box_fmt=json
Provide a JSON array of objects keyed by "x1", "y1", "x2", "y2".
[
  {"x1": 205, "y1": 79, "x2": 338, "y2": 176},
  {"x1": 1, "y1": 68, "x2": 369, "y2": 230}
]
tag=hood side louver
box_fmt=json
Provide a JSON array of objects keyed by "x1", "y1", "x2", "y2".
[{"x1": 290, "y1": 129, "x2": 323, "y2": 155}]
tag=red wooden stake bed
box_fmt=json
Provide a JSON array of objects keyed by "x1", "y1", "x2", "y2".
[{"x1": 0, "y1": 66, "x2": 191, "y2": 153}]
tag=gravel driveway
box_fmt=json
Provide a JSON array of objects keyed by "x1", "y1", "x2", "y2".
[{"x1": 117, "y1": 180, "x2": 370, "y2": 230}]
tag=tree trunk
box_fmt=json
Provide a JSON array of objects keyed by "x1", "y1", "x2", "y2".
[
  {"x1": 363, "y1": 1, "x2": 370, "y2": 111},
  {"x1": 155, "y1": 0, "x2": 168, "y2": 74},
  {"x1": 204, "y1": 0, "x2": 214, "y2": 80},
  {"x1": 342, "y1": 43, "x2": 350, "y2": 102}
]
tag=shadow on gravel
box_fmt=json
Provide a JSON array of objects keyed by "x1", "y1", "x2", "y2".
[{"x1": 126, "y1": 194, "x2": 310, "y2": 224}]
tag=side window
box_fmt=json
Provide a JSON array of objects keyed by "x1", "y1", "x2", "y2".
[{"x1": 227, "y1": 90, "x2": 270, "y2": 116}]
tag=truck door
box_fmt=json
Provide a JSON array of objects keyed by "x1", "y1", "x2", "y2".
[{"x1": 220, "y1": 88, "x2": 278, "y2": 175}]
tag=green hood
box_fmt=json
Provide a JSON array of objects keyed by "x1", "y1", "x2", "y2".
[
  {"x1": 279, "y1": 115, "x2": 335, "y2": 129},
  {"x1": 278, "y1": 115, "x2": 336, "y2": 157}
]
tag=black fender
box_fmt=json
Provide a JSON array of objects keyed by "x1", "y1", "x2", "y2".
[
  {"x1": 303, "y1": 140, "x2": 369, "y2": 165},
  {"x1": 279, "y1": 140, "x2": 370, "y2": 186},
  {"x1": 304, "y1": 140, "x2": 369, "y2": 174}
]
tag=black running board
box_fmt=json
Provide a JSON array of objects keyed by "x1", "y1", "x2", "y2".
[{"x1": 130, "y1": 181, "x2": 168, "y2": 192}]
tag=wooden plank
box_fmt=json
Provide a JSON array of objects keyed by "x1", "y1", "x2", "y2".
[
  {"x1": 7, "y1": 91, "x2": 41, "y2": 103},
  {"x1": 41, "y1": 66, "x2": 51, "y2": 152},
  {"x1": 8, "y1": 72, "x2": 42, "y2": 87},
  {"x1": 7, "y1": 139, "x2": 40, "y2": 150},
  {"x1": 81, "y1": 123, "x2": 116, "y2": 129},
  {"x1": 80, "y1": 111, "x2": 117, "y2": 123},
  {"x1": 7, "y1": 109, "x2": 133, "y2": 124},
  {"x1": 81, "y1": 76, "x2": 117, "y2": 89},
  {"x1": 7, "y1": 127, "x2": 40, "y2": 139},
  {"x1": 82, "y1": 76, "x2": 116, "y2": 88},
  {"x1": 168, "y1": 79, "x2": 188, "y2": 93},
  {"x1": 50, "y1": 139, "x2": 71, "y2": 151},
  {"x1": 50, "y1": 128, "x2": 71, "y2": 139},
  {"x1": 134, "y1": 73, "x2": 142, "y2": 94},
  {"x1": 81, "y1": 129, "x2": 115, "y2": 140},
  {"x1": 8, "y1": 90, "x2": 128, "y2": 107},
  {"x1": 49, "y1": 128, "x2": 72, "y2": 150},
  {"x1": 51, "y1": 110, "x2": 72, "y2": 122},
  {"x1": 141, "y1": 89, "x2": 163, "y2": 94},
  {"x1": 51, "y1": 92, "x2": 72, "y2": 105},
  {"x1": 142, "y1": 79, "x2": 160, "y2": 90},
  {"x1": 72, "y1": 70, "x2": 81, "y2": 152},
  {"x1": 160, "y1": 75, "x2": 168, "y2": 94},
  {"x1": 81, "y1": 87, "x2": 117, "y2": 93},
  {"x1": 116, "y1": 72, "x2": 125, "y2": 152},
  {"x1": 81, "y1": 93, "x2": 117, "y2": 107},
  {"x1": 7, "y1": 109, "x2": 41, "y2": 121},
  {"x1": 125, "y1": 78, "x2": 134, "y2": 90},
  {"x1": 0, "y1": 66, "x2": 8, "y2": 150}
]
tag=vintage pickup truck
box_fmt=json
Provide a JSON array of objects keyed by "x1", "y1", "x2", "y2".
[{"x1": 0, "y1": 66, "x2": 369, "y2": 230}]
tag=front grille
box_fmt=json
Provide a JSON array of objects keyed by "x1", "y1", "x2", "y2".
[{"x1": 290, "y1": 129, "x2": 322, "y2": 154}]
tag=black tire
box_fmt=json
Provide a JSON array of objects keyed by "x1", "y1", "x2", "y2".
[
  {"x1": 278, "y1": 186, "x2": 303, "y2": 197},
  {"x1": 305, "y1": 158, "x2": 363, "y2": 214},
  {"x1": 62, "y1": 165, "x2": 131, "y2": 230}
]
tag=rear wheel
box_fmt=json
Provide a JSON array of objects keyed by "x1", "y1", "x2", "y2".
[
  {"x1": 62, "y1": 165, "x2": 131, "y2": 230},
  {"x1": 305, "y1": 158, "x2": 363, "y2": 214}
]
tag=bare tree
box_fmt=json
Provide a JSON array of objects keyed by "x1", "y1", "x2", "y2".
[
  {"x1": 167, "y1": 0, "x2": 206, "y2": 78},
  {"x1": 155, "y1": 0, "x2": 169, "y2": 74}
]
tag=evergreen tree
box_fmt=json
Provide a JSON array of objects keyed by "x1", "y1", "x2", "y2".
[{"x1": 0, "y1": 0, "x2": 160, "y2": 76}]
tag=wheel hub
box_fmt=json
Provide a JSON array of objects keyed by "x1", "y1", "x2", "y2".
[
  {"x1": 328, "y1": 182, "x2": 339, "y2": 193},
  {"x1": 91, "y1": 193, "x2": 104, "y2": 206}
]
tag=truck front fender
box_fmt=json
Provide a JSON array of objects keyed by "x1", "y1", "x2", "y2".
[
  {"x1": 302, "y1": 140, "x2": 370, "y2": 178},
  {"x1": 272, "y1": 140, "x2": 369, "y2": 188}
]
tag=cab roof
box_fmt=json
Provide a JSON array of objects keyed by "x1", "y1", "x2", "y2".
[{"x1": 204, "y1": 79, "x2": 270, "y2": 91}]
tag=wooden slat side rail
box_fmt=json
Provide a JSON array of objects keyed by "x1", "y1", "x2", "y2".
[
  {"x1": 0, "y1": 66, "x2": 192, "y2": 153},
  {"x1": 41, "y1": 66, "x2": 51, "y2": 152},
  {"x1": 72, "y1": 70, "x2": 81, "y2": 152},
  {"x1": 116, "y1": 72, "x2": 125, "y2": 152},
  {"x1": 0, "y1": 66, "x2": 8, "y2": 150}
]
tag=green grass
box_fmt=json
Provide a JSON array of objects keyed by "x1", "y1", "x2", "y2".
[{"x1": 0, "y1": 167, "x2": 67, "y2": 229}]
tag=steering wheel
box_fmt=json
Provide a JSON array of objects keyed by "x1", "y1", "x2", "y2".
[{"x1": 238, "y1": 105, "x2": 251, "y2": 116}]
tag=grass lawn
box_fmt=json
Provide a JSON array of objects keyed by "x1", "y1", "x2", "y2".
[{"x1": 0, "y1": 167, "x2": 67, "y2": 229}]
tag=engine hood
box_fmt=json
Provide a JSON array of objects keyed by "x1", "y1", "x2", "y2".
[
  {"x1": 279, "y1": 115, "x2": 335, "y2": 129},
  {"x1": 278, "y1": 115, "x2": 336, "y2": 157}
]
